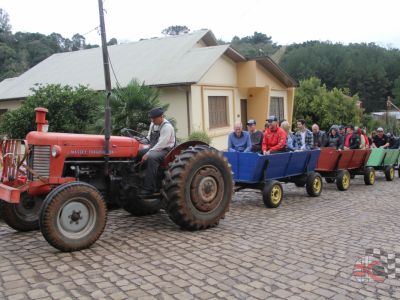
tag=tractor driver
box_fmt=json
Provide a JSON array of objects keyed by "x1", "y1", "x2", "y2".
[{"x1": 140, "y1": 107, "x2": 175, "y2": 196}]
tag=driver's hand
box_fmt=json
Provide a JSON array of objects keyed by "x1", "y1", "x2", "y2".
[{"x1": 142, "y1": 153, "x2": 149, "y2": 162}]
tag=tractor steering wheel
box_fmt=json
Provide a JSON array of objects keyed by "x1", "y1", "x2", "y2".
[{"x1": 120, "y1": 128, "x2": 149, "y2": 144}]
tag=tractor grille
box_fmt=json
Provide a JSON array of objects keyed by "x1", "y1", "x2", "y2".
[{"x1": 31, "y1": 145, "x2": 51, "y2": 180}]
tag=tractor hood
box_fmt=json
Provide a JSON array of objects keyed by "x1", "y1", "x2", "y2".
[{"x1": 26, "y1": 131, "x2": 141, "y2": 158}]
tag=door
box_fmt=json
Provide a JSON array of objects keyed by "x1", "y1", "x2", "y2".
[{"x1": 240, "y1": 99, "x2": 248, "y2": 126}]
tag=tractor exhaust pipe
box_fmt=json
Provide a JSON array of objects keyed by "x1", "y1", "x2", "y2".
[
  {"x1": 35, "y1": 107, "x2": 49, "y2": 132},
  {"x1": 98, "y1": 0, "x2": 112, "y2": 174}
]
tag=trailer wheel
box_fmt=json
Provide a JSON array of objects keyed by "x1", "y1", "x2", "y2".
[
  {"x1": 398, "y1": 167, "x2": 400, "y2": 178},
  {"x1": 384, "y1": 165, "x2": 395, "y2": 181},
  {"x1": 163, "y1": 146, "x2": 233, "y2": 230},
  {"x1": 40, "y1": 182, "x2": 107, "y2": 252},
  {"x1": 294, "y1": 175, "x2": 306, "y2": 187},
  {"x1": 325, "y1": 178, "x2": 335, "y2": 184},
  {"x1": 336, "y1": 170, "x2": 350, "y2": 191},
  {"x1": 306, "y1": 172, "x2": 322, "y2": 197},
  {"x1": 0, "y1": 194, "x2": 43, "y2": 232},
  {"x1": 262, "y1": 180, "x2": 283, "y2": 208},
  {"x1": 364, "y1": 167, "x2": 375, "y2": 185}
]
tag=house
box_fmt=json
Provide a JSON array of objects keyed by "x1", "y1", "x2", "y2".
[
  {"x1": 372, "y1": 111, "x2": 400, "y2": 124},
  {"x1": 0, "y1": 30, "x2": 296, "y2": 150}
]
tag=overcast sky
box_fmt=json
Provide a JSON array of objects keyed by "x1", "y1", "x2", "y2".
[{"x1": 1, "y1": 0, "x2": 400, "y2": 48}]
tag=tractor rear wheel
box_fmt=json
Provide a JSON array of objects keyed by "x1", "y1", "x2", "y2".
[
  {"x1": 364, "y1": 167, "x2": 375, "y2": 185},
  {"x1": 163, "y1": 145, "x2": 233, "y2": 230},
  {"x1": 385, "y1": 165, "x2": 395, "y2": 181},
  {"x1": 39, "y1": 182, "x2": 107, "y2": 252},
  {"x1": 306, "y1": 172, "x2": 323, "y2": 197},
  {"x1": 0, "y1": 194, "x2": 43, "y2": 232},
  {"x1": 336, "y1": 170, "x2": 350, "y2": 191},
  {"x1": 262, "y1": 180, "x2": 283, "y2": 208}
]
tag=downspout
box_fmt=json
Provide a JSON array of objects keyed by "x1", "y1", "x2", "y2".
[{"x1": 186, "y1": 90, "x2": 191, "y2": 136}]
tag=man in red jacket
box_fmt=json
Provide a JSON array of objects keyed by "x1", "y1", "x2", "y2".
[{"x1": 262, "y1": 116, "x2": 287, "y2": 155}]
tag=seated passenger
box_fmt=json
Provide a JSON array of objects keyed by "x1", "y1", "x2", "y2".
[
  {"x1": 326, "y1": 125, "x2": 343, "y2": 149},
  {"x1": 372, "y1": 127, "x2": 389, "y2": 148},
  {"x1": 280, "y1": 121, "x2": 297, "y2": 151},
  {"x1": 343, "y1": 125, "x2": 361, "y2": 149},
  {"x1": 262, "y1": 116, "x2": 287, "y2": 155},
  {"x1": 228, "y1": 122, "x2": 252, "y2": 152},
  {"x1": 294, "y1": 119, "x2": 313, "y2": 150},
  {"x1": 246, "y1": 119, "x2": 263, "y2": 153},
  {"x1": 387, "y1": 133, "x2": 399, "y2": 149},
  {"x1": 311, "y1": 124, "x2": 327, "y2": 148}
]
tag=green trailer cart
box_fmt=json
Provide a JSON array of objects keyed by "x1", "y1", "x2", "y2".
[{"x1": 366, "y1": 148, "x2": 400, "y2": 181}]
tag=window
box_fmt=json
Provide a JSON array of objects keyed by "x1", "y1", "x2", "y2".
[
  {"x1": 269, "y1": 97, "x2": 284, "y2": 122},
  {"x1": 208, "y1": 96, "x2": 228, "y2": 128}
]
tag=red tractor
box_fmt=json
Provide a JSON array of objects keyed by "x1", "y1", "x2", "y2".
[{"x1": 0, "y1": 108, "x2": 233, "y2": 252}]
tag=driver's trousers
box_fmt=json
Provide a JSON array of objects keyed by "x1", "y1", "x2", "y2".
[{"x1": 143, "y1": 149, "x2": 169, "y2": 192}]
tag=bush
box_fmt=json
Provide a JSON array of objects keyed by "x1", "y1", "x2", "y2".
[
  {"x1": 187, "y1": 131, "x2": 212, "y2": 145},
  {"x1": 0, "y1": 84, "x2": 102, "y2": 138}
]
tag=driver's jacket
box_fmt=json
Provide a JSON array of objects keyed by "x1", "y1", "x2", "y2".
[{"x1": 146, "y1": 119, "x2": 175, "y2": 152}]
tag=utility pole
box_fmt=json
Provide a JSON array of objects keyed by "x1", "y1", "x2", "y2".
[
  {"x1": 98, "y1": 0, "x2": 112, "y2": 174},
  {"x1": 386, "y1": 96, "x2": 390, "y2": 129}
]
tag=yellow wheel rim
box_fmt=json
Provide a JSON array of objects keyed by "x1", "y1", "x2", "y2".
[
  {"x1": 342, "y1": 173, "x2": 350, "y2": 189},
  {"x1": 270, "y1": 185, "x2": 282, "y2": 205},
  {"x1": 313, "y1": 177, "x2": 321, "y2": 193},
  {"x1": 390, "y1": 168, "x2": 394, "y2": 179},
  {"x1": 370, "y1": 171, "x2": 375, "y2": 184}
]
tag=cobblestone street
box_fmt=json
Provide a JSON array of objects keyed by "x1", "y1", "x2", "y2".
[{"x1": 1, "y1": 174, "x2": 400, "y2": 299}]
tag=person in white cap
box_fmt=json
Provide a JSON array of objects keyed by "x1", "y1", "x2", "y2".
[{"x1": 372, "y1": 127, "x2": 389, "y2": 148}]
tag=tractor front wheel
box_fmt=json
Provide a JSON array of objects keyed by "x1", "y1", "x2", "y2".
[
  {"x1": 0, "y1": 194, "x2": 43, "y2": 232},
  {"x1": 163, "y1": 145, "x2": 233, "y2": 230},
  {"x1": 39, "y1": 182, "x2": 107, "y2": 252}
]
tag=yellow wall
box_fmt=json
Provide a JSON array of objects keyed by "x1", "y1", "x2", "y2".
[
  {"x1": 237, "y1": 61, "x2": 257, "y2": 87},
  {"x1": 199, "y1": 55, "x2": 237, "y2": 86},
  {"x1": 255, "y1": 63, "x2": 286, "y2": 90},
  {"x1": 0, "y1": 99, "x2": 23, "y2": 111},
  {"x1": 159, "y1": 87, "x2": 188, "y2": 139},
  {"x1": 247, "y1": 87, "x2": 269, "y2": 131}
]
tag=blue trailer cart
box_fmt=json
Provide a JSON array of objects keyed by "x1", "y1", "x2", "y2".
[{"x1": 224, "y1": 150, "x2": 322, "y2": 208}]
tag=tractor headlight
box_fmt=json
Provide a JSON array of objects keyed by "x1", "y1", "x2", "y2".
[{"x1": 51, "y1": 146, "x2": 61, "y2": 158}]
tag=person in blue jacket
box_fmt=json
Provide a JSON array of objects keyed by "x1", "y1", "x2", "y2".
[{"x1": 228, "y1": 122, "x2": 252, "y2": 152}]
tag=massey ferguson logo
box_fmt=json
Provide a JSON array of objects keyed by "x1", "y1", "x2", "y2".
[{"x1": 70, "y1": 149, "x2": 113, "y2": 155}]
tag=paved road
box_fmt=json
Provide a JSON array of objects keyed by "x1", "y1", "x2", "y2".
[{"x1": 1, "y1": 174, "x2": 400, "y2": 299}]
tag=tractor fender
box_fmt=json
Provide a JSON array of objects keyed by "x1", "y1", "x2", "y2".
[{"x1": 162, "y1": 141, "x2": 209, "y2": 167}]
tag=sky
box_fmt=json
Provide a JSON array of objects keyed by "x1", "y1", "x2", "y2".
[{"x1": 1, "y1": 0, "x2": 400, "y2": 48}]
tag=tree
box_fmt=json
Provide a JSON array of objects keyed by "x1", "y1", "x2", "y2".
[
  {"x1": 107, "y1": 38, "x2": 118, "y2": 46},
  {"x1": 294, "y1": 77, "x2": 360, "y2": 130},
  {"x1": 162, "y1": 25, "x2": 190, "y2": 36},
  {"x1": 110, "y1": 79, "x2": 170, "y2": 134},
  {"x1": 0, "y1": 84, "x2": 102, "y2": 138},
  {"x1": 392, "y1": 76, "x2": 400, "y2": 106},
  {"x1": 0, "y1": 8, "x2": 11, "y2": 35},
  {"x1": 230, "y1": 31, "x2": 278, "y2": 58},
  {"x1": 71, "y1": 33, "x2": 86, "y2": 50}
]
